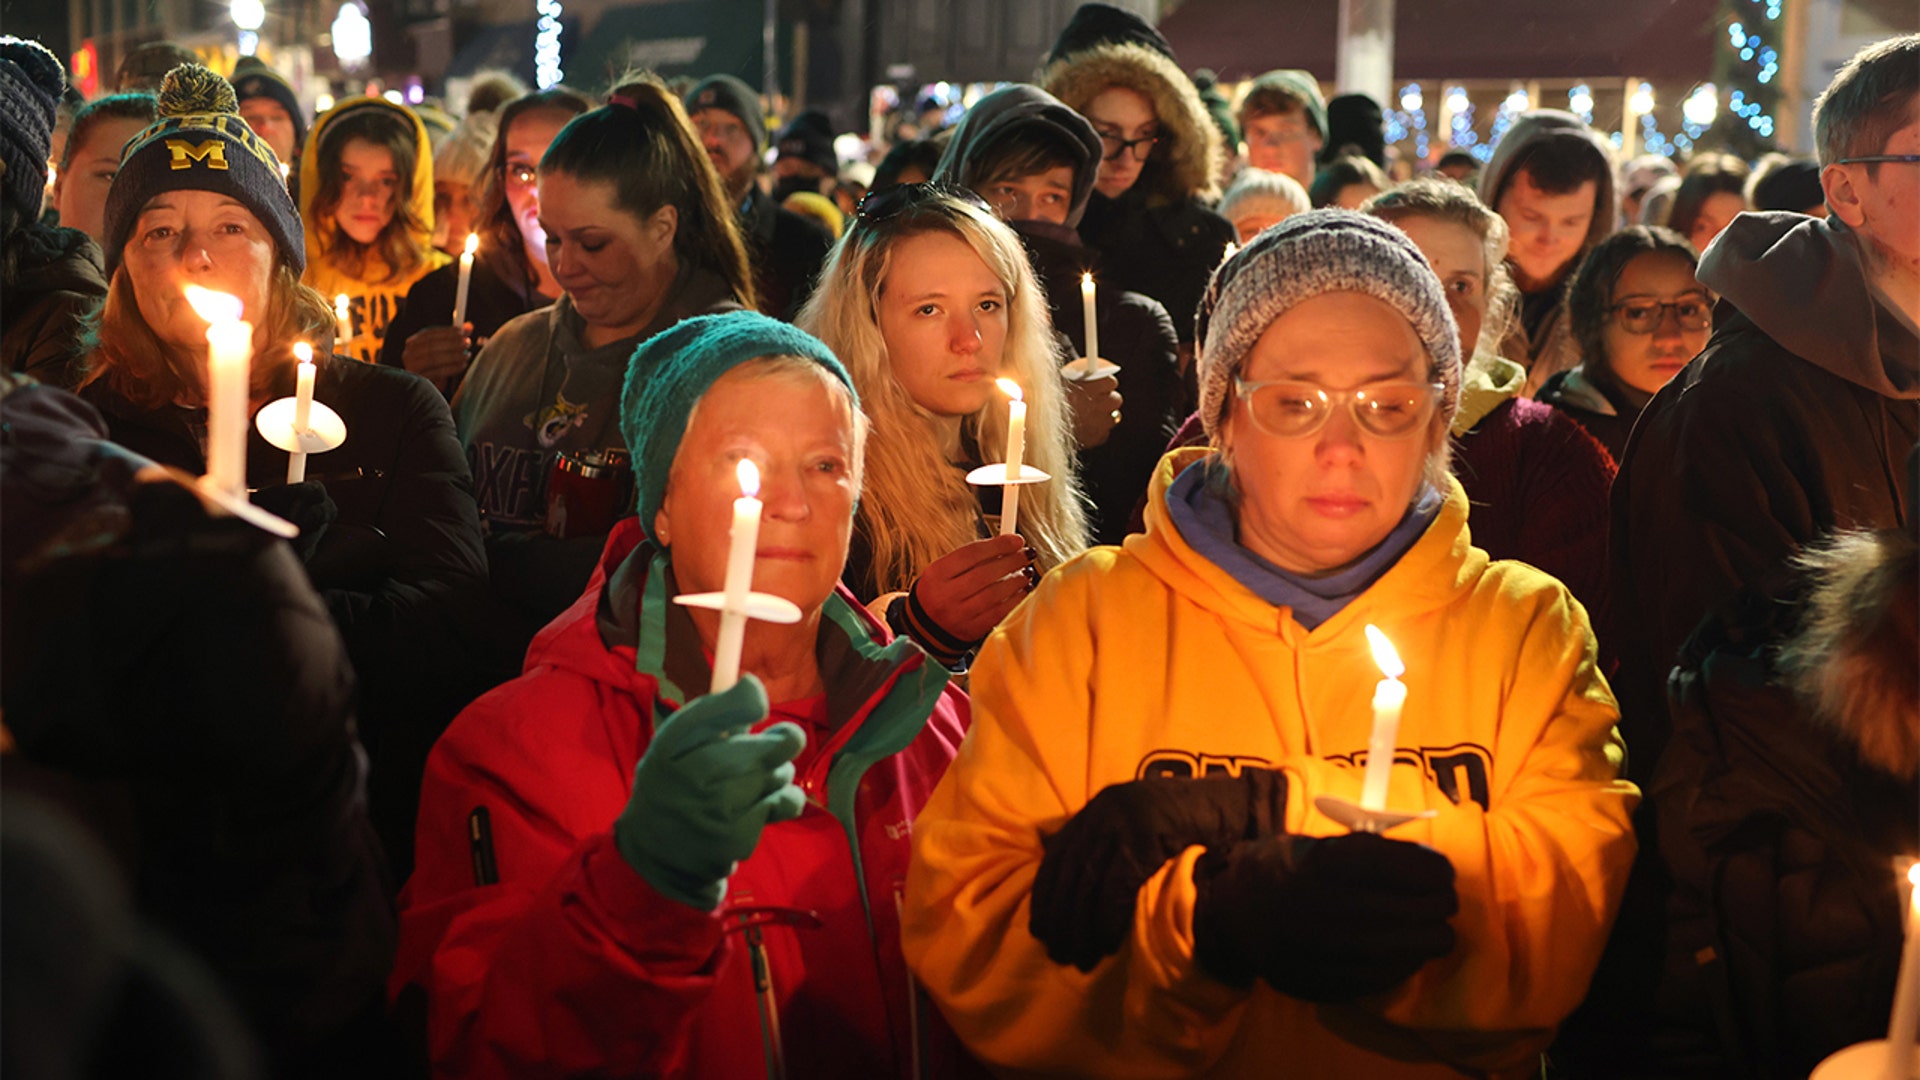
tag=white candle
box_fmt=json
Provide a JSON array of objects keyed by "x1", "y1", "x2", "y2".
[
  {"x1": 1360, "y1": 624, "x2": 1407, "y2": 812},
  {"x1": 710, "y1": 458, "x2": 762, "y2": 694},
  {"x1": 288, "y1": 341, "x2": 316, "y2": 483},
  {"x1": 994, "y1": 378, "x2": 1026, "y2": 538},
  {"x1": 1080, "y1": 271, "x2": 1099, "y2": 364},
  {"x1": 184, "y1": 286, "x2": 252, "y2": 500},
  {"x1": 279, "y1": 161, "x2": 290, "y2": 185},
  {"x1": 452, "y1": 232, "x2": 478, "y2": 326},
  {"x1": 334, "y1": 293, "x2": 352, "y2": 350},
  {"x1": 1885, "y1": 862, "x2": 1920, "y2": 1080}
]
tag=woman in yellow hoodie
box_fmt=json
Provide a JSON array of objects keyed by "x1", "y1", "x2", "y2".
[
  {"x1": 300, "y1": 96, "x2": 449, "y2": 363},
  {"x1": 901, "y1": 210, "x2": 1638, "y2": 1078}
]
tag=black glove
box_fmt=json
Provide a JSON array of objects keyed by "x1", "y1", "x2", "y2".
[
  {"x1": 1031, "y1": 770, "x2": 1289, "y2": 971},
  {"x1": 249, "y1": 481, "x2": 337, "y2": 563},
  {"x1": 1192, "y1": 831, "x2": 1457, "y2": 1002}
]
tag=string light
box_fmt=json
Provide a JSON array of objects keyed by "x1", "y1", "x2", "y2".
[
  {"x1": 1568, "y1": 83, "x2": 1593, "y2": 124},
  {"x1": 1721, "y1": 0, "x2": 1781, "y2": 146},
  {"x1": 534, "y1": 0, "x2": 564, "y2": 90}
]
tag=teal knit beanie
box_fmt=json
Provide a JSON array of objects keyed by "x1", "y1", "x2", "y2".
[{"x1": 622, "y1": 311, "x2": 855, "y2": 543}]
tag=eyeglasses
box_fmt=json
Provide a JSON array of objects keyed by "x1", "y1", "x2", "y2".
[
  {"x1": 853, "y1": 181, "x2": 992, "y2": 225},
  {"x1": 1233, "y1": 379, "x2": 1446, "y2": 439},
  {"x1": 1610, "y1": 296, "x2": 1711, "y2": 334},
  {"x1": 1836, "y1": 155, "x2": 1920, "y2": 165},
  {"x1": 1096, "y1": 130, "x2": 1159, "y2": 163}
]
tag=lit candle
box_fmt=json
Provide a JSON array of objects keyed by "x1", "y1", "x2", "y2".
[
  {"x1": 334, "y1": 293, "x2": 352, "y2": 349},
  {"x1": 452, "y1": 232, "x2": 478, "y2": 327},
  {"x1": 183, "y1": 286, "x2": 252, "y2": 499},
  {"x1": 1080, "y1": 271, "x2": 1099, "y2": 364},
  {"x1": 995, "y1": 378, "x2": 1027, "y2": 538},
  {"x1": 279, "y1": 161, "x2": 290, "y2": 185},
  {"x1": 288, "y1": 341, "x2": 316, "y2": 483},
  {"x1": 709, "y1": 458, "x2": 762, "y2": 694},
  {"x1": 1360, "y1": 624, "x2": 1407, "y2": 812},
  {"x1": 1885, "y1": 862, "x2": 1920, "y2": 1080}
]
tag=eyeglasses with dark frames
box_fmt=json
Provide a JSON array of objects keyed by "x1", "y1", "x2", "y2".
[
  {"x1": 1609, "y1": 295, "x2": 1712, "y2": 334},
  {"x1": 1096, "y1": 130, "x2": 1160, "y2": 163},
  {"x1": 1836, "y1": 155, "x2": 1920, "y2": 166}
]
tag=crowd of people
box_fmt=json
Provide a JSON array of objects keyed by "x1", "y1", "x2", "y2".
[{"x1": 0, "y1": 6, "x2": 1914, "y2": 1077}]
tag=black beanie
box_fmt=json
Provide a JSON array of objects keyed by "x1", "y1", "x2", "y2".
[
  {"x1": 775, "y1": 108, "x2": 837, "y2": 175},
  {"x1": 231, "y1": 56, "x2": 308, "y2": 152},
  {"x1": 0, "y1": 36, "x2": 64, "y2": 218},
  {"x1": 685, "y1": 74, "x2": 764, "y2": 154},
  {"x1": 1751, "y1": 158, "x2": 1824, "y2": 213},
  {"x1": 102, "y1": 64, "x2": 305, "y2": 274},
  {"x1": 1046, "y1": 2, "x2": 1176, "y2": 65},
  {"x1": 1320, "y1": 92, "x2": 1386, "y2": 168}
]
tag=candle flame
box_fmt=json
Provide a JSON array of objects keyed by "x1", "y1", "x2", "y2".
[
  {"x1": 182, "y1": 285, "x2": 243, "y2": 323},
  {"x1": 463, "y1": 232, "x2": 479, "y2": 256},
  {"x1": 995, "y1": 377, "x2": 1023, "y2": 402},
  {"x1": 736, "y1": 458, "x2": 760, "y2": 499},
  {"x1": 293, "y1": 341, "x2": 312, "y2": 363},
  {"x1": 1364, "y1": 624, "x2": 1405, "y2": 680},
  {"x1": 1081, "y1": 270, "x2": 1094, "y2": 289}
]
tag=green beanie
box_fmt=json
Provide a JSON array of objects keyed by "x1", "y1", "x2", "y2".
[
  {"x1": 1247, "y1": 69, "x2": 1328, "y2": 144},
  {"x1": 622, "y1": 311, "x2": 856, "y2": 543}
]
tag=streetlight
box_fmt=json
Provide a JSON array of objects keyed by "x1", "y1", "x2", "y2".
[
  {"x1": 331, "y1": 2, "x2": 372, "y2": 71},
  {"x1": 1629, "y1": 82, "x2": 1656, "y2": 116},
  {"x1": 231, "y1": 0, "x2": 264, "y2": 56}
]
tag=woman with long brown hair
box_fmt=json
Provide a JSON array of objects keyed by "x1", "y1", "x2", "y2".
[{"x1": 77, "y1": 65, "x2": 489, "y2": 880}]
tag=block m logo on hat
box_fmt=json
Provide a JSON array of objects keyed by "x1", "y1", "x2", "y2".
[{"x1": 166, "y1": 138, "x2": 229, "y2": 170}]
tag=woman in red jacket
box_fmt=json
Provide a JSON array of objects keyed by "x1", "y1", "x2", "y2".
[{"x1": 393, "y1": 310, "x2": 972, "y2": 1078}]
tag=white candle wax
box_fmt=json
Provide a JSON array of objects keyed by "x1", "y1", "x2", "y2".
[
  {"x1": 289, "y1": 342, "x2": 316, "y2": 483},
  {"x1": 452, "y1": 232, "x2": 478, "y2": 326},
  {"x1": 1884, "y1": 863, "x2": 1920, "y2": 1080},
  {"x1": 1360, "y1": 624, "x2": 1408, "y2": 812},
  {"x1": 185, "y1": 287, "x2": 252, "y2": 499},
  {"x1": 334, "y1": 293, "x2": 352, "y2": 349},
  {"x1": 995, "y1": 379, "x2": 1026, "y2": 538},
  {"x1": 1080, "y1": 271, "x2": 1099, "y2": 364},
  {"x1": 710, "y1": 459, "x2": 762, "y2": 694}
]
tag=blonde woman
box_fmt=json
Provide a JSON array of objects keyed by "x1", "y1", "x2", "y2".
[{"x1": 798, "y1": 184, "x2": 1088, "y2": 667}]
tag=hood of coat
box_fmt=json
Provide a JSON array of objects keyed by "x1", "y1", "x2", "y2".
[
  {"x1": 1478, "y1": 110, "x2": 1617, "y2": 257},
  {"x1": 1124, "y1": 446, "x2": 1488, "y2": 637},
  {"x1": 3, "y1": 222, "x2": 107, "y2": 300},
  {"x1": 1452, "y1": 352, "x2": 1527, "y2": 434},
  {"x1": 1700, "y1": 211, "x2": 1919, "y2": 400},
  {"x1": 1040, "y1": 41, "x2": 1224, "y2": 205},
  {"x1": 298, "y1": 96, "x2": 438, "y2": 276},
  {"x1": 933, "y1": 84, "x2": 1103, "y2": 229}
]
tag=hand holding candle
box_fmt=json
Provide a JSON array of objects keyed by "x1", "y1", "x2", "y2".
[
  {"x1": 183, "y1": 285, "x2": 252, "y2": 499},
  {"x1": 1360, "y1": 624, "x2": 1407, "y2": 813},
  {"x1": 452, "y1": 232, "x2": 478, "y2": 327}
]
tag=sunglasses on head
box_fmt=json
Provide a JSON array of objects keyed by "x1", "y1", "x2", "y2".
[{"x1": 853, "y1": 181, "x2": 992, "y2": 226}]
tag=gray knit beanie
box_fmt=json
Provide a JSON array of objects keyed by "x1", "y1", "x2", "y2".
[
  {"x1": 1196, "y1": 208, "x2": 1461, "y2": 439},
  {"x1": 0, "y1": 37, "x2": 63, "y2": 219}
]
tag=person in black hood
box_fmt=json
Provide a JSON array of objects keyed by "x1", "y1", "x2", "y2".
[
  {"x1": 1039, "y1": 3, "x2": 1235, "y2": 368},
  {"x1": 687, "y1": 75, "x2": 833, "y2": 319},
  {"x1": 934, "y1": 83, "x2": 1184, "y2": 544},
  {"x1": 772, "y1": 107, "x2": 839, "y2": 204}
]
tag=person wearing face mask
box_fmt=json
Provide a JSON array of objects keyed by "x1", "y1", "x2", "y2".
[
  {"x1": 1540, "y1": 227, "x2": 1713, "y2": 461},
  {"x1": 299, "y1": 95, "x2": 450, "y2": 364},
  {"x1": 934, "y1": 83, "x2": 1184, "y2": 544},
  {"x1": 1039, "y1": 3, "x2": 1235, "y2": 367},
  {"x1": 379, "y1": 88, "x2": 594, "y2": 391},
  {"x1": 75, "y1": 61, "x2": 488, "y2": 887},
  {"x1": 453, "y1": 73, "x2": 755, "y2": 678}
]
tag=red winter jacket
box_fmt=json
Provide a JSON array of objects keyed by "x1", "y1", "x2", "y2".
[{"x1": 391, "y1": 520, "x2": 973, "y2": 1078}]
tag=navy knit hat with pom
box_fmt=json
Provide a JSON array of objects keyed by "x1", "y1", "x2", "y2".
[
  {"x1": 621, "y1": 311, "x2": 855, "y2": 543},
  {"x1": 0, "y1": 36, "x2": 65, "y2": 218},
  {"x1": 101, "y1": 64, "x2": 303, "y2": 274}
]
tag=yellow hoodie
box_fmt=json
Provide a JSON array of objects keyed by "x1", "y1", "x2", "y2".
[
  {"x1": 902, "y1": 447, "x2": 1638, "y2": 1078},
  {"x1": 299, "y1": 97, "x2": 450, "y2": 364}
]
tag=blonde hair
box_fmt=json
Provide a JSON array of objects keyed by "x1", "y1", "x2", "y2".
[{"x1": 797, "y1": 194, "x2": 1087, "y2": 592}]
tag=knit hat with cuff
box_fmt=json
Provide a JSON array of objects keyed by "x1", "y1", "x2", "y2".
[
  {"x1": 0, "y1": 37, "x2": 64, "y2": 219},
  {"x1": 686, "y1": 74, "x2": 765, "y2": 154},
  {"x1": 1195, "y1": 208, "x2": 1460, "y2": 439}
]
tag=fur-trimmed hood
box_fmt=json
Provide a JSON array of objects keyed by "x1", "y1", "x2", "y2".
[{"x1": 1040, "y1": 41, "x2": 1224, "y2": 204}]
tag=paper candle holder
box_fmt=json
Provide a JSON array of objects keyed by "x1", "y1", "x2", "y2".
[
  {"x1": 963, "y1": 463, "x2": 1051, "y2": 488},
  {"x1": 672, "y1": 591, "x2": 805, "y2": 625},
  {"x1": 1061, "y1": 357, "x2": 1121, "y2": 382},
  {"x1": 255, "y1": 397, "x2": 349, "y2": 454},
  {"x1": 1313, "y1": 794, "x2": 1438, "y2": 835}
]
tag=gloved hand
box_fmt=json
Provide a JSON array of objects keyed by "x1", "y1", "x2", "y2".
[
  {"x1": 1192, "y1": 831, "x2": 1458, "y2": 1002},
  {"x1": 613, "y1": 676, "x2": 807, "y2": 910},
  {"x1": 250, "y1": 480, "x2": 337, "y2": 562},
  {"x1": 1030, "y1": 770, "x2": 1289, "y2": 971}
]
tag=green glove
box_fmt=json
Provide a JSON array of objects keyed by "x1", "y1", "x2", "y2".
[{"x1": 614, "y1": 676, "x2": 807, "y2": 910}]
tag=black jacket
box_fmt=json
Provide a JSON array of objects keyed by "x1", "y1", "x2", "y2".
[
  {"x1": 377, "y1": 241, "x2": 554, "y2": 383},
  {"x1": 81, "y1": 357, "x2": 491, "y2": 878},
  {"x1": 0, "y1": 382, "x2": 397, "y2": 1079},
  {"x1": 1077, "y1": 185, "x2": 1235, "y2": 346},
  {"x1": 2, "y1": 222, "x2": 107, "y2": 390},
  {"x1": 741, "y1": 185, "x2": 833, "y2": 321}
]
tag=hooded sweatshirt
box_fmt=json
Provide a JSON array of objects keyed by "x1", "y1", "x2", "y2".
[
  {"x1": 1609, "y1": 210, "x2": 1918, "y2": 779},
  {"x1": 1, "y1": 221, "x2": 107, "y2": 390},
  {"x1": 1478, "y1": 111, "x2": 1617, "y2": 393},
  {"x1": 299, "y1": 97, "x2": 450, "y2": 365},
  {"x1": 903, "y1": 446, "x2": 1638, "y2": 1078}
]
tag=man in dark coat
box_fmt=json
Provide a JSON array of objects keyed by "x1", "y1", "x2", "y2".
[{"x1": 685, "y1": 76, "x2": 832, "y2": 320}]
